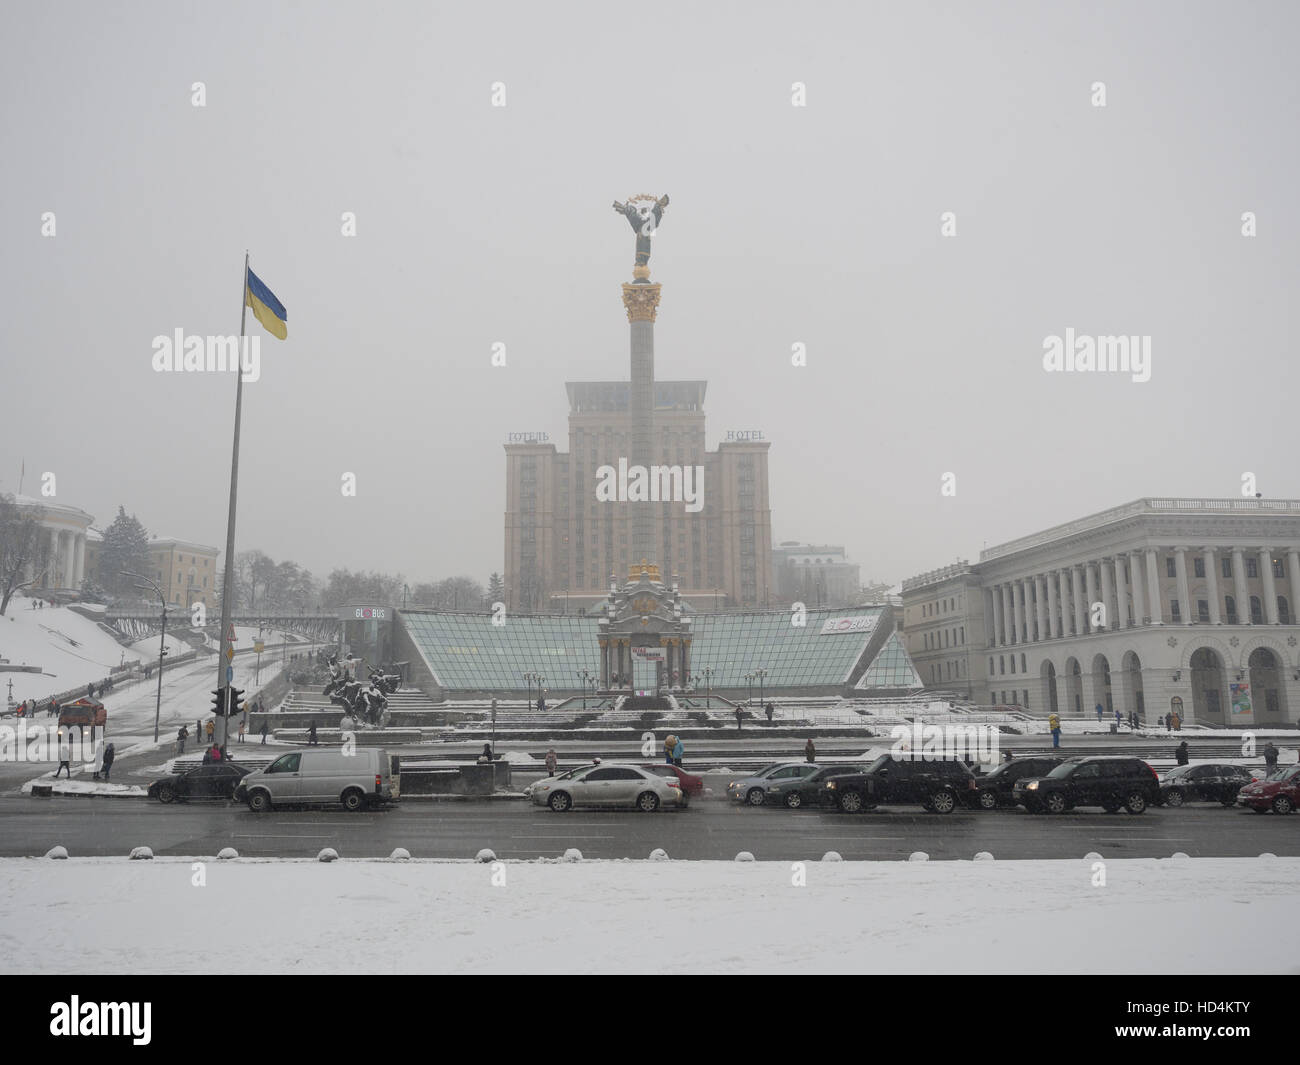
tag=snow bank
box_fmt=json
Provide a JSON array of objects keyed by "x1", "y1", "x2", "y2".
[
  {"x1": 0, "y1": 604, "x2": 135, "y2": 703},
  {"x1": 0, "y1": 856, "x2": 1294, "y2": 973}
]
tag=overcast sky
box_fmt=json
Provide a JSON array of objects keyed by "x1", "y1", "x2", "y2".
[{"x1": 2, "y1": 0, "x2": 1296, "y2": 592}]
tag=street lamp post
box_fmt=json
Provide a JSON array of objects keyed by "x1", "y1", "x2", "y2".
[
  {"x1": 704, "y1": 666, "x2": 714, "y2": 709},
  {"x1": 124, "y1": 571, "x2": 166, "y2": 744},
  {"x1": 756, "y1": 666, "x2": 767, "y2": 711}
]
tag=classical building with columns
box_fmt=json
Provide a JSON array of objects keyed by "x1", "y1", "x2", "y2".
[
  {"x1": 902, "y1": 498, "x2": 1300, "y2": 726},
  {"x1": 11, "y1": 496, "x2": 94, "y2": 593}
]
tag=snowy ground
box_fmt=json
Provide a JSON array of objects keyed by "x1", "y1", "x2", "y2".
[
  {"x1": 1, "y1": 855, "x2": 1295, "y2": 973},
  {"x1": 0, "y1": 600, "x2": 142, "y2": 704}
]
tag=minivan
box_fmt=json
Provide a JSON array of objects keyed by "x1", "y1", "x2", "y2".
[{"x1": 235, "y1": 748, "x2": 398, "y2": 812}]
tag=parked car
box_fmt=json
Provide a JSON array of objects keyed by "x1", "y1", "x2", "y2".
[
  {"x1": 828, "y1": 753, "x2": 979, "y2": 814},
  {"x1": 1235, "y1": 763, "x2": 1300, "y2": 814},
  {"x1": 1160, "y1": 763, "x2": 1255, "y2": 807},
  {"x1": 973, "y1": 756, "x2": 1064, "y2": 810},
  {"x1": 530, "y1": 763, "x2": 683, "y2": 812},
  {"x1": 148, "y1": 762, "x2": 251, "y2": 803},
  {"x1": 234, "y1": 748, "x2": 397, "y2": 812},
  {"x1": 761, "y1": 763, "x2": 864, "y2": 809},
  {"x1": 642, "y1": 763, "x2": 705, "y2": 804},
  {"x1": 726, "y1": 762, "x2": 822, "y2": 806},
  {"x1": 1014, "y1": 756, "x2": 1159, "y2": 814}
]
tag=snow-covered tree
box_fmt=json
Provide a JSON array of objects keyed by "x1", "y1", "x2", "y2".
[
  {"x1": 0, "y1": 494, "x2": 46, "y2": 616},
  {"x1": 99, "y1": 506, "x2": 152, "y2": 596}
]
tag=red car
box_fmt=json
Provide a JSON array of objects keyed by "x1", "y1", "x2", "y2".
[
  {"x1": 644, "y1": 764, "x2": 705, "y2": 805},
  {"x1": 1235, "y1": 763, "x2": 1300, "y2": 814}
]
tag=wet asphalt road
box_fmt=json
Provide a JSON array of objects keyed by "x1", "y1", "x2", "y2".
[{"x1": 1, "y1": 795, "x2": 1295, "y2": 861}]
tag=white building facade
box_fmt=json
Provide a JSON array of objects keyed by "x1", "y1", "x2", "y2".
[
  {"x1": 13, "y1": 496, "x2": 94, "y2": 592},
  {"x1": 903, "y1": 498, "x2": 1300, "y2": 726}
]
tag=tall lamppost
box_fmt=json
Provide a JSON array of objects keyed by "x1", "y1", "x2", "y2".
[
  {"x1": 745, "y1": 671, "x2": 754, "y2": 705},
  {"x1": 123, "y1": 571, "x2": 166, "y2": 744},
  {"x1": 524, "y1": 672, "x2": 534, "y2": 707},
  {"x1": 756, "y1": 666, "x2": 768, "y2": 710},
  {"x1": 703, "y1": 666, "x2": 714, "y2": 709}
]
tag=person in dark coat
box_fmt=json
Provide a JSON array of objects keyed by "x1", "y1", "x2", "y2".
[
  {"x1": 1263, "y1": 742, "x2": 1279, "y2": 771},
  {"x1": 99, "y1": 743, "x2": 115, "y2": 782},
  {"x1": 259, "y1": 722, "x2": 268, "y2": 745},
  {"x1": 734, "y1": 706, "x2": 743, "y2": 730},
  {"x1": 308, "y1": 721, "x2": 318, "y2": 746},
  {"x1": 479, "y1": 743, "x2": 493, "y2": 763},
  {"x1": 765, "y1": 702, "x2": 774, "y2": 723},
  {"x1": 1175, "y1": 741, "x2": 1189, "y2": 766},
  {"x1": 805, "y1": 738, "x2": 816, "y2": 763}
]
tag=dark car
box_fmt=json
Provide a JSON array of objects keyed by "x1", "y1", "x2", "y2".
[
  {"x1": 1014, "y1": 756, "x2": 1159, "y2": 814},
  {"x1": 642, "y1": 763, "x2": 706, "y2": 804},
  {"x1": 761, "y1": 763, "x2": 864, "y2": 808},
  {"x1": 148, "y1": 762, "x2": 251, "y2": 803},
  {"x1": 974, "y1": 756, "x2": 1064, "y2": 810},
  {"x1": 1161, "y1": 763, "x2": 1255, "y2": 807},
  {"x1": 828, "y1": 753, "x2": 979, "y2": 814},
  {"x1": 1236, "y1": 763, "x2": 1300, "y2": 814}
]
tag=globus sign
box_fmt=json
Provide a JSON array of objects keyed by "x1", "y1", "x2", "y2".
[
  {"x1": 340, "y1": 607, "x2": 388, "y2": 621},
  {"x1": 819, "y1": 615, "x2": 877, "y2": 635}
]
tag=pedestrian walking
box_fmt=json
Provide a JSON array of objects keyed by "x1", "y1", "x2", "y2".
[
  {"x1": 259, "y1": 722, "x2": 268, "y2": 745},
  {"x1": 99, "y1": 743, "x2": 115, "y2": 782},
  {"x1": 237, "y1": 719, "x2": 245, "y2": 744},
  {"x1": 805, "y1": 738, "x2": 816, "y2": 763},
  {"x1": 765, "y1": 702, "x2": 774, "y2": 723},
  {"x1": 87, "y1": 683, "x2": 95, "y2": 701},
  {"x1": 734, "y1": 706, "x2": 743, "y2": 731},
  {"x1": 545, "y1": 748, "x2": 558, "y2": 776},
  {"x1": 308, "y1": 720, "x2": 318, "y2": 746},
  {"x1": 1175, "y1": 740, "x2": 1189, "y2": 766},
  {"x1": 1114, "y1": 707, "x2": 1122, "y2": 728},
  {"x1": 177, "y1": 726, "x2": 187, "y2": 755},
  {"x1": 537, "y1": 692, "x2": 546, "y2": 713},
  {"x1": 206, "y1": 719, "x2": 215, "y2": 744},
  {"x1": 672, "y1": 735, "x2": 684, "y2": 767},
  {"x1": 1264, "y1": 742, "x2": 1279, "y2": 771},
  {"x1": 54, "y1": 732, "x2": 72, "y2": 779},
  {"x1": 1049, "y1": 712, "x2": 1061, "y2": 749},
  {"x1": 1095, "y1": 703, "x2": 1104, "y2": 723},
  {"x1": 1171, "y1": 711, "x2": 1182, "y2": 731},
  {"x1": 664, "y1": 734, "x2": 675, "y2": 764}
]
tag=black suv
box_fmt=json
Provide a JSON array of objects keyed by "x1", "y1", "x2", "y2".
[
  {"x1": 827, "y1": 754, "x2": 978, "y2": 814},
  {"x1": 974, "y1": 756, "x2": 1063, "y2": 810},
  {"x1": 1013, "y1": 756, "x2": 1159, "y2": 814},
  {"x1": 1161, "y1": 763, "x2": 1254, "y2": 807}
]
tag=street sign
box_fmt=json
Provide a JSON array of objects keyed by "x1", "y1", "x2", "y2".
[
  {"x1": 254, "y1": 641, "x2": 265, "y2": 654},
  {"x1": 226, "y1": 624, "x2": 237, "y2": 642},
  {"x1": 225, "y1": 647, "x2": 235, "y2": 662},
  {"x1": 226, "y1": 665, "x2": 234, "y2": 683}
]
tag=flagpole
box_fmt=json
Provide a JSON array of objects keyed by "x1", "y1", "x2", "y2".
[{"x1": 216, "y1": 251, "x2": 250, "y2": 753}]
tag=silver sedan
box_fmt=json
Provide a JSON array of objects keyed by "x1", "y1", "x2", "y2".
[
  {"x1": 530, "y1": 763, "x2": 684, "y2": 812},
  {"x1": 726, "y1": 762, "x2": 822, "y2": 806}
]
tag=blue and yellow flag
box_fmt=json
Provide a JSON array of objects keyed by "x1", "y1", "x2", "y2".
[{"x1": 245, "y1": 267, "x2": 287, "y2": 340}]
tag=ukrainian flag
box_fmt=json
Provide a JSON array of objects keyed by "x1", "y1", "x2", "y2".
[{"x1": 245, "y1": 267, "x2": 287, "y2": 340}]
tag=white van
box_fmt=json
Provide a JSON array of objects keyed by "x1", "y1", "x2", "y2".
[{"x1": 236, "y1": 748, "x2": 398, "y2": 812}]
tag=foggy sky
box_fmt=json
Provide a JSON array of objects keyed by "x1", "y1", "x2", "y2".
[{"x1": 2, "y1": 0, "x2": 1296, "y2": 593}]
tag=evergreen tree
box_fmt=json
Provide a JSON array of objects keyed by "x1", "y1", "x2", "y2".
[
  {"x1": 99, "y1": 506, "x2": 152, "y2": 597},
  {"x1": 487, "y1": 572, "x2": 504, "y2": 605}
]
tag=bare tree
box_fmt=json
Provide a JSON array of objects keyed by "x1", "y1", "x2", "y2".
[{"x1": 0, "y1": 495, "x2": 46, "y2": 616}]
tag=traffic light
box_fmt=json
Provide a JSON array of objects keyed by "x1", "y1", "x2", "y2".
[{"x1": 210, "y1": 687, "x2": 245, "y2": 716}]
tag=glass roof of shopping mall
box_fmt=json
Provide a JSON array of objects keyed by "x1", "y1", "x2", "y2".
[
  {"x1": 854, "y1": 631, "x2": 923, "y2": 690},
  {"x1": 400, "y1": 606, "x2": 911, "y2": 692}
]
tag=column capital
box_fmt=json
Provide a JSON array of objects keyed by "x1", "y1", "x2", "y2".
[{"x1": 621, "y1": 282, "x2": 662, "y2": 322}]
